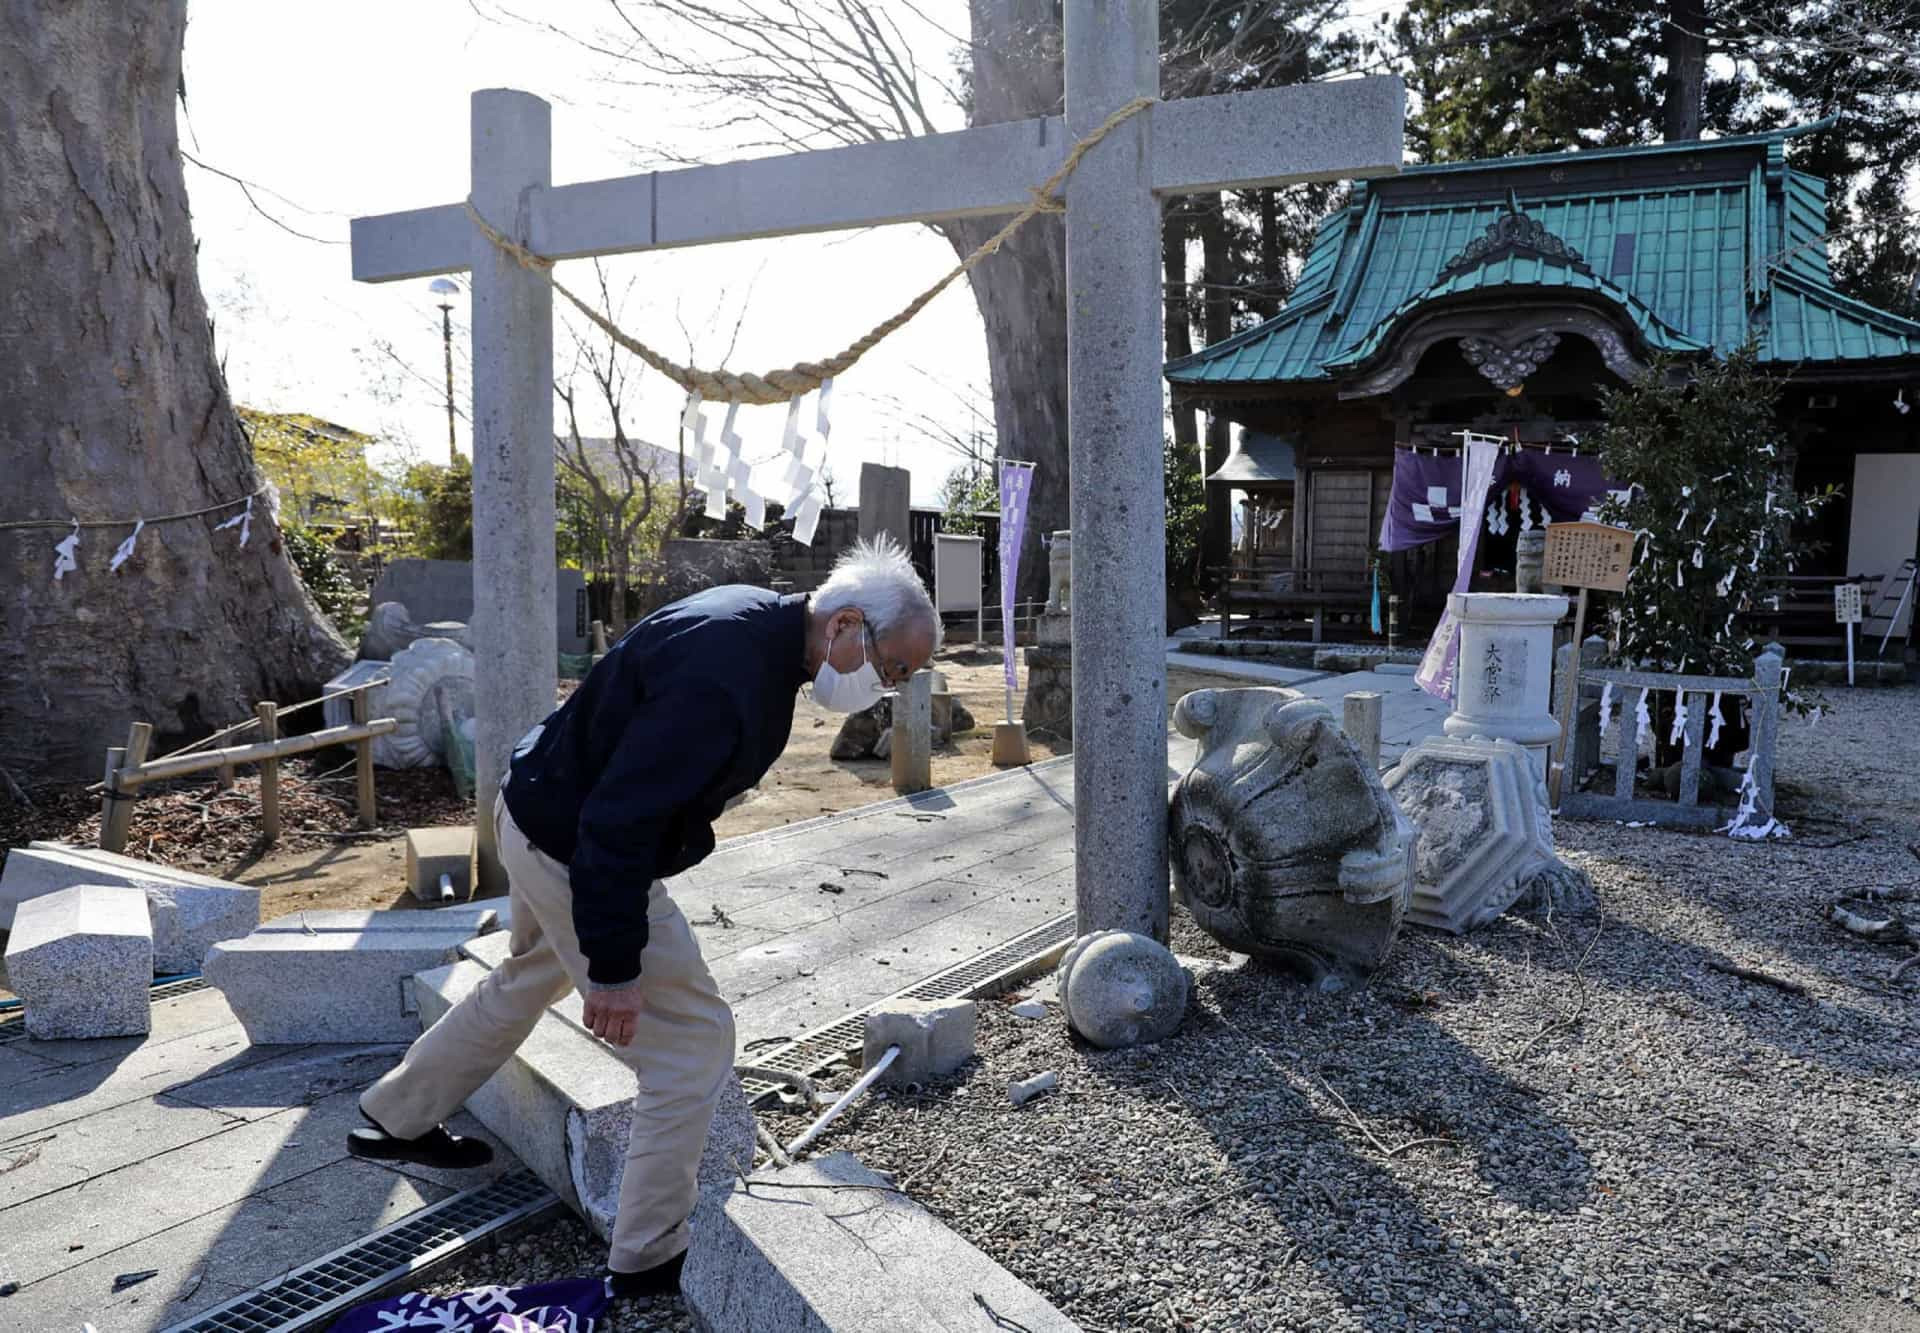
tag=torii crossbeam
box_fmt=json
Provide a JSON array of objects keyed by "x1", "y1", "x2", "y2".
[{"x1": 351, "y1": 0, "x2": 1403, "y2": 930}]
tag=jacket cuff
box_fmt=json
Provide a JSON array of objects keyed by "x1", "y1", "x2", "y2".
[{"x1": 586, "y1": 957, "x2": 642, "y2": 988}]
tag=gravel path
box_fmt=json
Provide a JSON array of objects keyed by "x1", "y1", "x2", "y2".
[{"x1": 430, "y1": 681, "x2": 1919, "y2": 1332}]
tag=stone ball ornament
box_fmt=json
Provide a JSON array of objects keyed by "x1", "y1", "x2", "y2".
[
  {"x1": 1057, "y1": 930, "x2": 1189, "y2": 1049},
  {"x1": 1169, "y1": 688, "x2": 1416, "y2": 984}
]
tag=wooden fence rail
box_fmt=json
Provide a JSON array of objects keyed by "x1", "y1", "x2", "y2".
[{"x1": 100, "y1": 683, "x2": 396, "y2": 853}]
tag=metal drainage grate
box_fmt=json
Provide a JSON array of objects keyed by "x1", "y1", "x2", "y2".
[
  {"x1": 159, "y1": 1171, "x2": 559, "y2": 1333},
  {"x1": 739, "y1": 910, "x2": 1076, "y2": 1105},
  {"x1": 0, "y1": 973, "x2": 209, "y2": 1044}
]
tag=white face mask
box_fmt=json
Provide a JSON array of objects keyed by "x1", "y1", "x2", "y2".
[{"x1": 812, "y1": 625, "x2": 887, "y2": 714}]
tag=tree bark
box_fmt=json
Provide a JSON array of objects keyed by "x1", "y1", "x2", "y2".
[
  {"x1": 1257, "y1": 188, "x2": 1282, "y2": 318},
  {"x1": 1198, "y1": 196, "x2": 1234, "y2": 576},
  {"x1": 944, "y1": 0, "x2": 1069, "y2": 607},
  {"x1": 1662, "y1": 0, "x2": 1707, "y2": 142},
  {"x1": 1163, "y1": 202, "x2": 1198, "y2": 448},
  {"x1": 0, "y1": 2, "x2": 351, "y2": 782}
]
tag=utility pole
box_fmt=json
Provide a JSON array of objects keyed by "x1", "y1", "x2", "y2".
[{"x1": 429, "y1": 277, "x2": 460, "y2": 465}]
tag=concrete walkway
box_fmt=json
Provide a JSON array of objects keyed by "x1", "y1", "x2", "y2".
[{"x1": 0, "y1": 666, "x2": 1452, "y2": 1329}]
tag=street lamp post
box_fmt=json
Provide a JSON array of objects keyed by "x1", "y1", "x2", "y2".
[{"x1": 429, "y1": 277, "x2": 460, "y2": 465}]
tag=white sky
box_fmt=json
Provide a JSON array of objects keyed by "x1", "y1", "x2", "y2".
[{"x1": 181, "y1": 0, "x2": 990, "y2": 507}]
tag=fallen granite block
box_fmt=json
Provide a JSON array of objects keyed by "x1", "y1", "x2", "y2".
[
  {"x1": 252, "y1": 904, "x2": 501, "y2": 936},
  {"x1": 5, "y1": 885, "x2": 154, "y2": 1040},
  {"x1": 3, "y1": 844, "x2": 258, "y2": 948},
  {"x1": 416, "y1": 958, "x2": 755, "y2": 1240},
  {"x1": 863, "y1": 998, "x2": 977, "y2": 1086},
  {"x1": 204, "y1": 926, "x2": 474, "y2": 1043},
  {"x1": 683, "y1": 1151, "x2": 1083, "y2": 1332}
]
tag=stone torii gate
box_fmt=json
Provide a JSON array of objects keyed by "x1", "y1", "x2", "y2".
[{"x1": 350, "y1": 0, "x2": 1403, "y2": 925}]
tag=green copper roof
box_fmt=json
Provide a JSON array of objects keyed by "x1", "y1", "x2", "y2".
[{"x1": 1168, "y1": 125, "x2": 1920, "y2": 388}]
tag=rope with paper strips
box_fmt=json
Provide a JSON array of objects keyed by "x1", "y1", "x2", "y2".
[{"x1": 462, "y1": 97, "x2": 1157, "y2": 405}]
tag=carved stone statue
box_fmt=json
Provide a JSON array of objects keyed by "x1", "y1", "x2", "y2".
[
  {"x1": 1045, "y1": 530, "x2": 1071, "y2": 615},
  {"x1": 1170, "y1": 688, "x2": 1416, "y2": 984},
  {"x1": 361, "y1": 600, "x2": 472, "y2": 661}
]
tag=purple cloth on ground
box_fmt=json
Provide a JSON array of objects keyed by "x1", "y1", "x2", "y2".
[{"x1": 329, "y1": 1278, "x2": 611, "y2": 1332}]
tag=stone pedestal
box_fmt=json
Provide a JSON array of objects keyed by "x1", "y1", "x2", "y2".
[
  {"x1": 1442, "y1": 592, "x2": 1569, "y2": 778},
  {"x1": 1385, "y1": 735, "x2": 1590, "y2": 933},
  {"x1": 890, "y1": 671, "x2": 933, "y2": 795},
  {"x1": 1022, "y1": 610, "x2": 1072, "y2": 740},
  {"x1": 5, "y1": 885, "x2": 154, "y2": 1039}
]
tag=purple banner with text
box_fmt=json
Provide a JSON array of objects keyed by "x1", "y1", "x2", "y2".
[{"x1": 997, "y1": 460, "x2": 1035, "y2": 706}]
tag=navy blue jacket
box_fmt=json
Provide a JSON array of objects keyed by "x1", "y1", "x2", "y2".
[{"x1": 502, "y1": 586, "x2": 810, "y2": 985}]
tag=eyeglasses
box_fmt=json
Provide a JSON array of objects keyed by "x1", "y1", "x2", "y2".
[{"x1": 863, "y1": 625, "x2": 914, "y2": 690}]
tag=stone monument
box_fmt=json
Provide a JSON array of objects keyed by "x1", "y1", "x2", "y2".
[
  {"x1": 1022, "y1": 531, "x2": 1074, "y2": 740},
  {"x1": 1169, "y1": 688, "x2": 1416, "y2": 984},
  {"x1": 1384, "y1": 735, "x2": 1590, "y2": 932},
  {"x1": 1442, "y1": 592, "x2": 1569, "y2": 779},
  {"x1": 857, "y1": 463, "x2": 911, "y2": 550}
]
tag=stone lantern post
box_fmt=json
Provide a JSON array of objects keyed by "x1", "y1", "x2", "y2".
[{"x1": 1441, "y1": 592, "x2": 1569, "y2": 778}]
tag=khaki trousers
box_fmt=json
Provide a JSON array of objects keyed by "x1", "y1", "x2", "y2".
[{"x1": 361, "y1": 793, "x2": 736, "y2": 1273}]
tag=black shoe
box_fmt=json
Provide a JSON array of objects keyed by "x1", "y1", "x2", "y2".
[
  {"x1": 607, "y1": 1249, "x2": 686, "y2": 1300},
  {"x1": 347, "y1": 1112, "x2": 494, "y2": 1169}
]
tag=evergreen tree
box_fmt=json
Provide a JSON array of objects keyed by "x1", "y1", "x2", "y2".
[
  {"x1": 1591, "y1": 346, "x2": 1835, "y2": 700},
  {"x1": 1389, "y1": 0, "x2": 1920, "y2": 309}
]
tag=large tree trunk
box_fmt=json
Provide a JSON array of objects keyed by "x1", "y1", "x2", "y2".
[
  {"x1": 1198, "y1": 196, "x2": 1234, "y2": 578},
  {"x1": 1662, "y1": 0, "x2": 1707, "y2": 142},
  {"x1": 0, "y1": 2, "x2": 350, "y2": 783},
  {"x1": 944, "y1": 0, "x2": 1069, "y2": 609},
  {"x1": 1163, "y1": 202, "x2": 1198, "y2": 449}
]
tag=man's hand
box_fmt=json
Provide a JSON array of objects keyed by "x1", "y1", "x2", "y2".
[{"x1": 582, "y1": 981, "x2": 645, "y2": 1047}]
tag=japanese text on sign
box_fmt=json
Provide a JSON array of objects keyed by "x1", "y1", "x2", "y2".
[
  {"x1": 1542, "y1": 521, "x2": 1634, "y2": 592},
  {"x1": 1834, "y1": 583, "x2": 1863, "y2": 624}
]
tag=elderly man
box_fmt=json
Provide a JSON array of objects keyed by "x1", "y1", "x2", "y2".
[{"x1": 347, "y1": 539, "x2": 939, "y2": 1296}]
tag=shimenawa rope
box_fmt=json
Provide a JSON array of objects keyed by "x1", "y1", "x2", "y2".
[{"x1": 464, "y1": 97, "x2": 1157, "y2": 406}]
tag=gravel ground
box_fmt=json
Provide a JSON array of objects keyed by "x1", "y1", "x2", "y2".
[{"x1": 430, "y1": 682, "x2": 1920, "y2": 1332}]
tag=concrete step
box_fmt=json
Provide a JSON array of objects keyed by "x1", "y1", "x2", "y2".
[
  {"x1": 683, "y1": 1151, "x2": 1081, "y2": 1332},
  {"x1": 413, "y1": 956, "x2": 754, "y2": 1241}
]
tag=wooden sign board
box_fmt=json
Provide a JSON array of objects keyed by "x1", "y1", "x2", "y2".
[
  {"x1": 1834, "y1": 583, "x2": 1863, "y2": 624},
  {"x1": 1543, "y1": 521, "x2": 1635, "y2": 593}
]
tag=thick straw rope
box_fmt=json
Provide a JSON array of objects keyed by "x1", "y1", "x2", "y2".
[{"x1": 465, "y1": 97, "x2": 1156, "y2": 406}]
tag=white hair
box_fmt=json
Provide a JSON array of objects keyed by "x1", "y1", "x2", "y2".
[{"x1": 813, "y1": 536, "x2": 943, "y2": 648}]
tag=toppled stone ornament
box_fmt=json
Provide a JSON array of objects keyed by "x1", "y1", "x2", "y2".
[
  {"x1": 380, "y1": 636, "x2": 477, "y2": 769},
  {"x1": 1057, "y1": 930, "x2": 1188, "y2": 1048},
  {"x1": 1170, "y1": 688, "x2": 1415, "y2": 983},
  {"x1": 1383, "y1": 735, "x2": 1591, "y2": 933}
]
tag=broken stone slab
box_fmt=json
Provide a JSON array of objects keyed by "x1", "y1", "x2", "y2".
[
  {"x1": 252, "y1": 904, "x2": 502, "y2": 936},
  {"x1": 861, "y1": 997, "x2": 976, "y2": 1087},
  {"x1": 1383, "y1": 734, "x2": 1591, "y2": 934},
  {"x1": 682, "y1": 1151, "x2": 1082, "y2": 1332},
  {"x1": 2, "y1": 845, "x2": 259, "y2": 975},
  {"x1": 416, "y1": 957, "x2": 755, "y2": 1241},
  {"x1": 405, "y1": 826, "x2": 475, "y2": 903},
  {"x1": 204, "y1": 926, "x2": 475, "y2": 1044},
  {"x1": 5, "y1": 885, "x2": 154, "y2": 1040}
]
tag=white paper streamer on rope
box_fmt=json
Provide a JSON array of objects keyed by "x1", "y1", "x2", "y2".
[
  {"x1": 743, "y1": 489, "x2": 766, "y2": 529},
  {"x1": 1633, "y1": 690, "x2": 1653, "y2": 746},
  {"x1": 781, "y1": 395, "x2": 802, "y2": 453},
  {"x1": 815, "y1": 378, "x2": 834, "y2": 440},
  {"x1": 720, "y1": 402, "x2": 743, "y2": 454},
  {"x1": 1706, "y1": 691, "x2": 1725, "y2": 750},
  {"x1": 1691, "y1": 545, "x2": 1704, "y2": 569},
  {"x1": 214, "y1": 494, "x2": 255, "y2": 548},
  {"x1": 790, "y1": 494, "x2": 823, "y2": 546},
  {"x1": 1719, "y1": 762, "x2": 1790, "y2": 840},
  {"x1": 1715, "y1": 568, "x2": 1735, "y2": 598},
  {"x1": 1702, "y1": 511, "x2": 1716, "y2": 536},
  {"x1": 109, "y1": 519, "x2": 145, "y2": 573},
  {"x1": 1668, "y1": 692, "x2": 1689, "y2": 747},
  {"x1": 1518, "y1": 493, "x2": 1533, "y2": 532},
  {"x1": 1597, "y1": 680, "x2": 1616, "y2": 736},
  {"x1": 52, "y1": 521, "x2": 79, "y2": 582}
]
